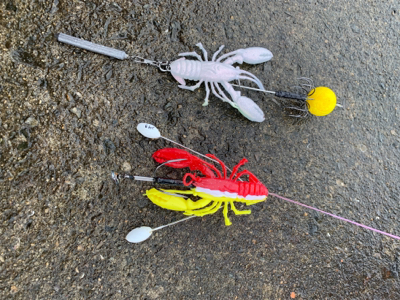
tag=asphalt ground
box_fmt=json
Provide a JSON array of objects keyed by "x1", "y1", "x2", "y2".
[{"x1": 1, "y1": 0, "x2": 400, "y2": 299}]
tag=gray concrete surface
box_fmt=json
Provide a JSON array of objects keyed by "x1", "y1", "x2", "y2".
[{"x1": 1, "y1": 0, "x2": 400, "y2": 299}]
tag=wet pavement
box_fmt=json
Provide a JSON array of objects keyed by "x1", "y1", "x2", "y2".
[{"x1": 1, "y1": 0, "x2": 400, "y2": 299}]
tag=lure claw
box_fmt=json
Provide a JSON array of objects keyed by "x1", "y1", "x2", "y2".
[{"x1": 233, "y1": 96, "x2": 265, "y2": 122}]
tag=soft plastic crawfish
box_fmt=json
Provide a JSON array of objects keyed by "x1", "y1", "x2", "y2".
[
  {"x1": 117, "y1": 124, "x2": 400, "y2": 243},
  {"x1": 115, "y1": 148, "x2": 268, "y2": 226},
  {"x1": 114, "y1": 124, "x2": 400, "y2": 243},
  {"x1": 169, "y1": 43, "x2": 273, "y2": 122}
]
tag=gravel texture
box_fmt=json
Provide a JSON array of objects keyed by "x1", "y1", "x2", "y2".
[{"x1": 1, "y1": 0, "x2": 400, "y2": 299}]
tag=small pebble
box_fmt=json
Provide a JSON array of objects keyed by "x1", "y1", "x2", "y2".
[
  {"x1": 373, "y1": 253, "x2": 382, "y2": 259},
  {"x1": 71, "y1": 107, "x2": 81, "y2": 118},
  {"x1": 11, "y1": 285, "x2": 18, "y2": 294},
  {"x1": 351, "y1": 24, "x2": 360, "y2": 33},
  {"x1": 105, "y1": 70, "x2": 113, "y2": 80},
  {"x1": 358, "y1": 144, "x2": 367, "y2": 152},
  {"x1": 336, "y1": 179, "x2": 345, "y2": 186},
  {"x1": 122, "y1": 162, "x2": 132, "y2": 172},
  {"x1": 25, "y1": 116, "x2": 39, "y2": 127}
]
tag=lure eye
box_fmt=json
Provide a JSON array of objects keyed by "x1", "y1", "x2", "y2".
[
  {"x1": 233, "y1": 96, "x2": 265, "y2": 122},
  {"x1": 306, "y1": 87, "x2": 337, "y2": 116}
]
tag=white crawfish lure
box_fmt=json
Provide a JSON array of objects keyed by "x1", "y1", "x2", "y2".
[
  {"x1": 169, "y1": 43, "x2": 273, "y2": 122},
  {"x1": 57, "y1": 33, "x2": 272, "y2": 122}
]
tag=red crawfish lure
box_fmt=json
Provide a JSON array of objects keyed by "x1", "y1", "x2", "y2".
[
  {"x1": 113, "y1": 123, "x2": 400, "y2": 243},
  {"x1": 114, "y1": 147, "x2": 400, "y2": 243},
  {"x1": 114, "y1": 148, "x2": 268, "y2": 226}
]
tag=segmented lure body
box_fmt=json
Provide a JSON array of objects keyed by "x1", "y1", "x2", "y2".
[
  {"x1": 190, "y1": 178, "x2": 268, "y2": 201},
  {"x1": 169, "y1": 43, "x2": 273, "y2": 122},
  {"x1": 171, "y1": 60, "x2": 245, "y2": 83}
]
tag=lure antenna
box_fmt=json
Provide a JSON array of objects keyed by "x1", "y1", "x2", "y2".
[
  {"x1": 136, "y1": 123, "x2": 242, "y2": 177},
  {"x1": 136, "y1": 123, "x2": 220, "y2": 164}
]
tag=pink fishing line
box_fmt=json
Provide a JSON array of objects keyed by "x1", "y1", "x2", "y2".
[{"x1": 269, "y1": 192, "x2": 400, "y2": 240}]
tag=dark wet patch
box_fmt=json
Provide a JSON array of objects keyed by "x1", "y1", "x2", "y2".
[
  {"x1": 11, "y1": 48, "x2": 44, "y2": 68},
  {"x1": 6, "y1": 2, "x2": 17, "y2": 12}
]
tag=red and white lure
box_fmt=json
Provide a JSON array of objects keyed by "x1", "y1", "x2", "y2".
[{"x1": 114, "y1": 123, "x2": 400, "y2": 243}]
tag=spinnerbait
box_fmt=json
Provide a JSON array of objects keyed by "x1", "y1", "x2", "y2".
[
  {"x1": 114, "y1": 123, "x2": 400, "y2": 243},
  {"x1": 115, "y1": 146, "x2": 400, "y2": 242}
]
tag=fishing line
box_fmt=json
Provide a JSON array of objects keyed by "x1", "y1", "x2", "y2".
[{"x1": 269, "y1": 192, "x2": 400, "y2": 240}]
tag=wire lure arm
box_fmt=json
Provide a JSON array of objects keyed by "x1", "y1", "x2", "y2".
[{"x1": 111, "y1": 172, "x2": 194, "y2": 187}]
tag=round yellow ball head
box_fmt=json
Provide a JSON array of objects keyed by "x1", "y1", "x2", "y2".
[{"x1": 306, "y1": 87, "x2": 337, "y2": 116}]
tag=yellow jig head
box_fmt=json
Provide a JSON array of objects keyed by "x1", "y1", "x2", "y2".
[
  {"x1": 276, "y1": 78, "x2": 338, "y2": 118},
  {"x1": 306, "y1": 86, "x2": 337, "y2": 117},
  {"x1": 233, "y1": 77, "x2": 339, "y2": 118}
]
